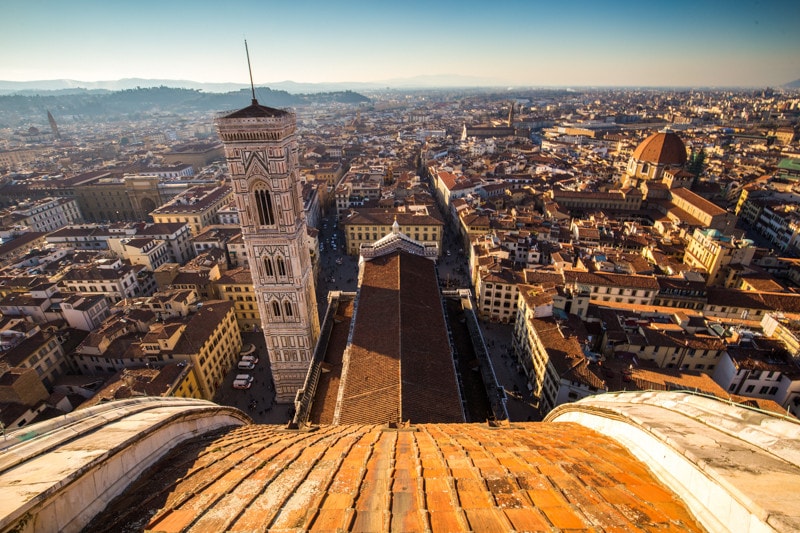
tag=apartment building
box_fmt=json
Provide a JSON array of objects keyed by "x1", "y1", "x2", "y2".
[
  {"x1": 432, "y1": 168, "x2": 483, "y2": 210},
  {"x1": 59, "y1": 258, "x2": 147, "y2": 304},
  {"x1": 475, "y1": 265, "x2": 523, "y2": 323},
  {"x1": 59, "y1": 293, "x2": 110, "y2": 331},
  {"x1": 512, "y1": 286, "x2": 605, "y2": 414},
  {"x1": 713, "y1": 338, "x2": 800, "y2": 418},
  {"x1": 611, "y1": 321, "x2": 726, "y2": 372},
  {"x1": 135, "y1": 222, "x2": 194, "y2": 264},
  {"x1": 1, "y1": 197, "x2": 82, "y2": 233},
  {"x1": 703, "y1": 288, "x2": 800, "y2": 321},
  {"x1": 190, "y1": 225, "x2": 241, "y2": 259},
  {"x1": 0, "y1": 367, "x2": 50, "y2": 429},
  {"x1": 115, "y1": 288, "x2": 199, "y2": 322},
  {"x1": 0, "y1": 282, "x2": 60, "y2": 324},
  {"x1": 683, "y1": 228, "x2": 756, "y2": 286},
  {"x1": 46, "y1": 225, "x2": 112, "y2": 250},
  {"x1": 72, "y1": 300, "x2": 240, "y2": 400},
  {"x1": 761, "y1": 312, "x2": 800, "y2": 356},
  {"x1": 150, "y1": 185, "x2": 233, "y2": 237},
  {"x1": 562, "y1": 270, "x2": 660, "y2": 306},
  {"x1": 334, "y1": 174, "x2": 382, "y2": 214},
  {"x1": 0, "y1": 328, "x2": 70, "y2": 389},
  {"x1": 652, "y1": 276, "x2": 707, "y2": 310},
  {"x1": 214, "y1": 267, "x2": 261, "y2": 332},
  {"x1": 107, "y1": 237, "x2": 170, "y2": 272}
]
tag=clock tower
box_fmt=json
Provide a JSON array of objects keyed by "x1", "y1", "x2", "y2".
[{"x1": 216, "y1": 99, "x2": 319, "y2": 402}]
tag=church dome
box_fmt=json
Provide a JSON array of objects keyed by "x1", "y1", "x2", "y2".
[{"x1": 631, "y1": 131, "x2": 687, "y2": 165}]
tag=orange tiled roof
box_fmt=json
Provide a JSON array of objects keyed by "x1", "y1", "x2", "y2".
[
  {"x1": 336, "y1": 252, "x2": 464, "y2": 424},
  {"x1": 89, "y1": 422, "x2": 704, "y2": 532},
  {"x1": 631, "y1": 131, "x2": 687, "y2": 165}
]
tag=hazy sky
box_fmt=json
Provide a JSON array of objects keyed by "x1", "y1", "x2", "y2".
[{"x1": 2, "y1": 0, "x2": 799, "y2": 87}]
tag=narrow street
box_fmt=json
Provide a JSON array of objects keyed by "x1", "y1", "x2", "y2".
[
  {"x1": 213, "y1": 331, "x2": 292, "y2": 425},
  {"x1": 478, "y1": 321, "x2": 541, "y2": 421}
]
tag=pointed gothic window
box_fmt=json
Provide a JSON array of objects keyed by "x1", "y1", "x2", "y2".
[
  {"x1": 272, "y1": 300, "x2": 281, "y2": 317},
  {"x1": 255, "y1": 189, "x2": 275, "y2": 225},
  {"x1": 277, "y1": 256, "x2": 287, "y2": 277},
  {"x1": 284, "y1": 301, "x2": 293, "y2": 317},
  {"x1": 264, "y1": 257, "x2": 274, "y2": 277}
]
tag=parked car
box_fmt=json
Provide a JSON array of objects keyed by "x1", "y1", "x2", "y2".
[
  {"x1": 237, "y1": 360, "x2": 255, "y2": 370},
  {"x1": 232, "y1": 379, "x2": 251, "y2": 390},
  {"x1": 241, "y1": 355, "x2": 259, "y2": 365},
  {"x1": 235, "y1": 373, "x2": 254, "y2": 382}
]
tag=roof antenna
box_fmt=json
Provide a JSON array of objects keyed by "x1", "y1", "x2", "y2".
[{"x1": 245, "y1": 39, "x2": 257, "y2": 105}]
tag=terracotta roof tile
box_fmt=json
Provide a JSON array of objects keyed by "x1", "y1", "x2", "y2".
[
  {"x1": 91, "y1": 422, "x2": 704, "y2": 532},
  {"x1": 334, "y1": 252, "x2": 463, "y2": 424}
]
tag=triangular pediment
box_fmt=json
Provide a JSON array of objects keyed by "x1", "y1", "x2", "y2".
[{"x1": 243, "y1": 151, "x2": 269, "y2": 176}]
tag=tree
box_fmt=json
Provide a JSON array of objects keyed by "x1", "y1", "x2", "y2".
[{"x1": 687, "y1": 148, "x2": 706, "y2": 177}]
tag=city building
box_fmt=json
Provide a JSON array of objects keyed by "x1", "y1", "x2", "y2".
[
  {"x1": 665, "y1": 187, "x2": 735, "y2": 232},
  {"x1": 59, "y1": 257, "x2": 148, "y2": 304},
  {"x1": 77, "y1": 363, "x2": 204, "y2": 405},
  {"x1": 0, "y1": 366, "x2": 50, "y2": 430},
  {"x1": 106, "y1": 237, "x2": 170, "y2": 272},
  {"x1": 149, "y1": 185, "x2": 233, "y2": 237},
  {"x1": 71, "y1": 300, "x2": 239, "y2": 400},
  {"x1": 0, "y1": 197, "x2": 82, "y2": 233},
  {"x1": 190, "y1": 224, "x2": 241, "y2": 259},
  {"x1": 0, "y1": 326, "x2": 70, "y2": 390},
  {"x1": 75, "y1": 174, "x2": 164, "y2": 223},
  {"x1": 214, "y1": 267, "x2": 261, "y2": 332},
  {"x1": 562, "y1": 270, "x2": 660, "y2": 306},
  {"x1": 342, "y1": 206, "x2": 444, "y2": 256},
  {"x1": 713, "y1": 334, "x2": 800, "y2": 418},
  {"x1": 58, "y1": 293, "x2": 111, "y2": 331},
  {"x1": 216, "y1": 98, "x2": 320, "y2": 402},
  {"x1": 513, "y1": 285, "x2": 605, "y2": 413},
  {"x1": 551, "y1": 187, "x2": 643, "y2": 212},
  {"x1": 161, "y1": 141, "x2": 224, "y2": 172},
  {"x1": 134, "y1": 222, "x2": 194, "y2": 264},
  {"x1": 683, "y1": 228, "x2": 756, "y2": 286}
]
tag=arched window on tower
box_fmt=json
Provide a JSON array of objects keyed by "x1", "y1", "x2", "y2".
[
  {"x1": 284, "y1": 301, "x2": 293, "y2": 317},
  {"x1": 264, "y1": 257, "x2": 274, "y2": 277},
  {"x1": 254, "y1": 189, "x2": 275, "y2": 225},
  {"x1": 272, "y1": 300, "x2": 281, "y2": 317},
  {"x1": 277, "y1": 256, "x2": 287, "y2": 277}
]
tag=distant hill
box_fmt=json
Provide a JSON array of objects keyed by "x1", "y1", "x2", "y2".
[
  {"x1": 785, "y1": 79, "x2": 800, "y2": 89},
  {"x1": 0, "y1": 74, "x2": 505, "y2": 96},
  {"x1": 0, "y1": 86, "x2": 370, "y2": 125}
]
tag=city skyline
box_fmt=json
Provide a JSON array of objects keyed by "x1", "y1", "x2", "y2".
[{"x1": 2, "y1": 0, "x2": 799, "y2": 89}]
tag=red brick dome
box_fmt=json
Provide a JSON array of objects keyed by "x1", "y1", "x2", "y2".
[{"x1": 632, "y1": 131, "x2": 687, "y2": 165}]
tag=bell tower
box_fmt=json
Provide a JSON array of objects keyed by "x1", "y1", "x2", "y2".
[{"x1": 216, "y1": 98, "x2": 320, "y2": 402}]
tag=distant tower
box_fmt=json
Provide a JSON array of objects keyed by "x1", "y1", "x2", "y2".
[
  {"x1": 507, "y1": 101, "x2": 514, "y2": 128},
  {"x1": 47, "y1": 110, "x2": 61, "y2": 140},
  {"x1": 215, "y1": 49, "x2": 320, "y2": 402}
]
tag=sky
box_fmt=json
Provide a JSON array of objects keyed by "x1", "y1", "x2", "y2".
[{"x1": 2, "y1": 0, "x2": 799, "y2": 88}]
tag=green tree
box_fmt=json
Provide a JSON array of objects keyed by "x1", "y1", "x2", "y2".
[{"x1": 687, "y1": 148, "x2": 706, "y2": 177}]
